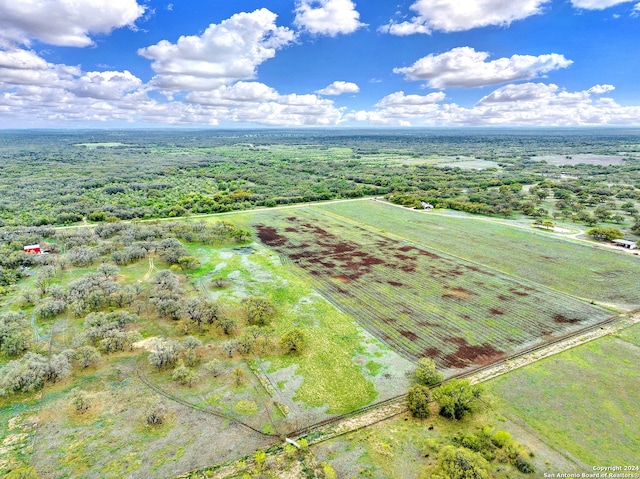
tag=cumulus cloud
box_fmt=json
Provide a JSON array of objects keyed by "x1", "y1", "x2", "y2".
[
  {"x1": 376, "y1": 91, "x2": 446, "y2": 107},
  {"x1": 394, "y1": 47, "x2": 572, "y2": 88},
  {"x1": 68, "y1": 71, "x2": 143, "y2": 100},
  {"x1": 380, "y1": 0, "x2": 549, "y2": 35},
  {"x1": 186, "y1": 82, "x2": 279, "y2": 106},
  {"x1": 0, "y1": 49, "x2": 78, "y2": 87},
  {"x1": 352, "y1": 82, "x2": 640, "y2": 126},
  {"x1": 186, "y1": 82, "x2": 345, "y2": 126},
  {"x1": 294, "y1": 0, "x2": 366, "y2": 36},
  {"x1": 571, "y1": 0, "x2": 634, "y2": 9},
  {"x1": 348, "y1": 91, "x2": 445, "y2": 125},
  {"x1": 316, "y1": 81, "x2": 360, "y2": 95},
  {"x1": 0, "y1": 7, "x2": 346, "y2": 128},
  {"x1": 0, "y1": 0, "x2": 145, "y2": 47},
  {"x1": 138, "y1": 9, "x2": 295, "y2": 91}
]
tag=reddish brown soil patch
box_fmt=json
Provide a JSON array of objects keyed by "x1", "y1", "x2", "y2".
[
  {"x1": 388, "y1": 280, "x2": 404, "y2": 287},
  {"x1": 256, "y1": 225, "x2": 288, "y2": 247},
  {"x1": 381, "y1": 317, "x2": 396, "y2": 324},
  {"x1": 400, "y1": 330, "x2": 419, "y2": 341},
  {"x1": 334, "y1": 276, "x2": 349, "y2": 284},
  {"x1": 421, "y1": 348, "x2": 441, "y2": 358},
  {"x1": 418, "y1": 321, "x2": 441, "y2": 328},
  {"x1": 444, "y1": 286, "x2": 476, "y2": 300},
  {"x1": 462, "y1": 314, "x2": 473, "y2": 321},
  {"x1": 398, "y1": 245, "x2": 441, "y2": 259},
  {"x1": 443, "y1": 338, "x2": 505, "y2": 368},
  {"x1": 509, "y1": 288, "x2": 529, "y2": 297},
  {"x1": 394, "y1": 253, "x2": 413, "y2": 262},
  {"x1": 284, "y1": 227, "x2": 298, "y2": 233},
  {"x1": 489, "y1": 308, "x2": 504, "y2": 316},
  {"x1": 553, "y1": 314, "x2": 579, "y2": 324},
  {"x1": 464, "y1": 264, "x2": 495, "y2": 276},
  {"x1": 497, "y1": 294, "x2": 511, "y2": 301},
  {"x1": 331, "y1": 242, "x2": 357, "y2": 253}
]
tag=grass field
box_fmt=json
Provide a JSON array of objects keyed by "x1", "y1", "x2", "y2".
[
  {"x1": 314, "y1": 402, "x2": 542, "y2": 479},
  {"x1": 487, "y1": 323, "x2": 640, "y2": 466},
  {"x1": 315, "y1": 201, "x2": 640, "y2": 310},
  {"x1": 247, "y1": 206, "x2": 613, "y2": 373}
]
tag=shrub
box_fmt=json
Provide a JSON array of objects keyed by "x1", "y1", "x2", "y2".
[
  {"x1": 148, "y1": 338, "x2": 182, "y2": 369},
  {"x1": 70, "y1": 388, "x2": 90, "y2": 413},
  {"x1": 492, "y1": 430, "x2": 512, "y2": 448},
  {"x1": 172, "y1": 362, "x2": 194, "y2": 387},
  {"x1": 203, "y1": 359, "x2": 222, "y2": 377},
  {"x1": 74, "y1": 345, "x2": 101, "y2": 368},
  {"x1": 243, "y1": 297, "x2": 275, "y2": 326},
  {"x1": 414, "y1": 357, "x2": 443, "y2": 386},
  {"x1": 432, "y1": 379, "x2": 483, "y2": 420},
  {"x1": 431, "y1": 445, "x2": 490, "y2": 479},
  {"x1": 280, "y1": 328, "x2": 306, "y2": 354},
  {"x1": 407, "y1": 384, "x2": 431, "y2": 418},
  {"x1": 144, "y1": 400, "x2": 167, "y2": 426},
  {"x1": 515, "y1": 457, "x2": 535, "y2": 473},
  {"x1": 0, "y1": 352, "x2": 71, "y2": 394}
]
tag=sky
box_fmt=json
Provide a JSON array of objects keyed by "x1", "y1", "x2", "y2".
[{"x1": 1, "y1": 0, "x2": 640, "y2": 128}]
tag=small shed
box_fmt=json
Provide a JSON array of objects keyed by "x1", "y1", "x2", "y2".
[
  {"x1": 421, "y1": 202, "x2": 434, "y2": 211},
  {"x1": 612, "y1": 239, "x2": 638, "y2": 250},
  {"x1": 24, "y1": 244, "x2": 42, "y2": 254}
]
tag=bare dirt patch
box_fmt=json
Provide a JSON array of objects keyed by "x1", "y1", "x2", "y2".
[{"x1": 443, "y1": 338, "x2": 505, "y2": 368}]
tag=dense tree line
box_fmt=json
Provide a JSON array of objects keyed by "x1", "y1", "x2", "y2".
[{"x1": 1, "y1": 130, "x2": 639, "y2": 230}]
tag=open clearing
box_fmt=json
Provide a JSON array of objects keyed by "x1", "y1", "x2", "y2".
[
  {"x1": 531, "y1": 154, "x2": 627, "y2": 165},
  {"x1": 487, "y1": 322, "x2": 640, "y2": 466},
  {"x1": 246, "y1": 202, "x2": 625, "y2": 374}
]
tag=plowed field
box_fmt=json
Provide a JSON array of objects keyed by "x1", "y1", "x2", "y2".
[{"x1": 253, "y1": 207, "x2": 614, "y2": 374}]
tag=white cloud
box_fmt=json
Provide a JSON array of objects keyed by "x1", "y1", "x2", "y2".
[
  {"x1": 294, "y1": 0, "x2": 366, "y2": 36},
  {"x1": 187, "y1": 82, "x2": 345, "y2": 126},
  {"x1": 376, "y1": 91, "x2": 446, "y2": 107},
  {"x1": 186, "y1": 82, "x2": 279, "y2": 106},
  {"x1": 348, "y1": 91, "x2": 445, "y2": 125},
  {"x1": 0, "y1": 48, "x2": 82, "y2": 89},
  {"x1": 69, "y1": 71, "x2": 143, "y2": 100},
  {"x1": 351, "y1": 83, "x2": 640, "y2": 126},
  {"x1": 394, "y1": 47, "x2": 572, "y2": 88},
  {"x1": 316, "y1": 81, "x2": 360, "y2": 95},
  {"x1": 380, "y1": 0, "x2": 549, "y2": 35},
  {"x1": 138, "y1": 9, "x2": 295, "y2": 91},
  {"x1": 0, "y1": 0, "x2": 145, "y2": 47},
  {"x1": 571, "y1": 0, "x2": 634, "y2": 9}
]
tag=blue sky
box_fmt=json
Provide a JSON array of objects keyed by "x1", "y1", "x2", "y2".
[{"x1": 1, "y1": 0, "x2": 640, "y2": 127}]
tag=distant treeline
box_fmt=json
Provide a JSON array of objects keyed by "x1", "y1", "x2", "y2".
[{"x1": 1, "y1": 130, "x2": 639, "y2": 227}]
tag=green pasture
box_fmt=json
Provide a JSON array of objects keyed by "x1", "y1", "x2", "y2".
[
  {"x1": 315, "y1": 201, "x2": 640, "y2": 310},
  {"x1": 315, "y1": 402, "x2": 540, "y2": 479},
  {"x1": 186, "y1": 241, "x2": 396, "y2": 414},
  {"x1": 487, "y1": 323, "x2": 640, "y2": 465}
]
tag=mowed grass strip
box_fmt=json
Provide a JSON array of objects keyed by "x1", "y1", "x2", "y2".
[
  {"x1": 487, "y1": 324, "x2": 640, "y2": 465},
  {"x1": 316, "y1": 201, "x2": 640, "y2": 310},
  {"x1": 250, "y1": 208, "x2": 611, "y2": 374}
]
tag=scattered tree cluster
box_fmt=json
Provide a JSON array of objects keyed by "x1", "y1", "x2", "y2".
[{"x1": 0, "y1": 311, "x2": 32, "y2": 357}]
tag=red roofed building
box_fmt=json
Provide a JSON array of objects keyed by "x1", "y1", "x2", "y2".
[{"x1": 24, "y1": 244, "x2": 42, "y2": 254}]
